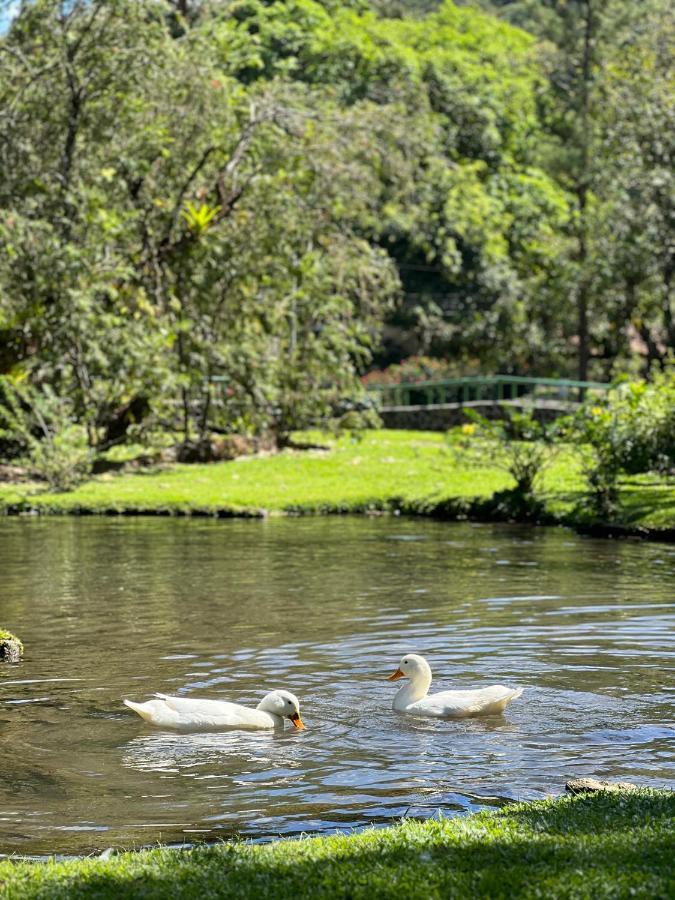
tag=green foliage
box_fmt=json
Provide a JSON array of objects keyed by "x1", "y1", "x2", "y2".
[
  {"x1": 0, "y1": 0, "x2": 671, "y2": 463},
  {"x1": 172, "y1": 0, "x2": 572, "y2": 372},
  {"x1": 0, "y1": 377, "x2": 92, "y2": 490},
  {"x1": 450, "y1": 408, "x2": 557, "y2": 506},
  {"x1": 489, "y1": 0, "x2": 675, "y2": 380},
  {"x1": 591, "y1": 2, "x2": 675, "y2": 372},
  {"x1": 0, "y1": 376, "x2": 28, "y2": 460},
  {"x1": 181, "y1": 201, "x2": 222, "y2": 235},
  {"x1": 572, "y1": 370, "x2": 675, "y2": 518},
  {"x1": 28, "y1": 422, "x2": 93, "y2": 492},
  {"x1": 0, "y1": 0, "x2": 399, "y2": 453}
]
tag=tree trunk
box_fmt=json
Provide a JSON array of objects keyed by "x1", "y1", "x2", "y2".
[
  {"x1": 198, "y1": 380, "x2": 211, "y2": 444},
  {"x1": 575, "y1": 0, "x2": 595, "y2": 384},
  {"x1": 662, "y1": 260, "x2": 674, "y2": 353},
  {"x1": 638, "y1": 324, "x2": 664, "y2": 375},
  {"x1": 181, "y1": 384, "x2": 191, "y2": 445},
  {"x1": 576, "y1": 227, "x2": 589, "y2": 383}
]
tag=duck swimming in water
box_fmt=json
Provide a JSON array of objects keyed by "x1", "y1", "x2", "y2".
[
  {"x1": 124, "y1": 689, "x2": 305, "y2": 732},
  {"x1": 388, "y1": 653, "x2": 522, "y2": 718}
]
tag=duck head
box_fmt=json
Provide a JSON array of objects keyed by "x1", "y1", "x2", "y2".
[
  {"x1": 257, "y1": 690, "x2": 305, "y2": 729},
  {"x1": 387, "y1": 653, "x2": 432, "y2": 704}
]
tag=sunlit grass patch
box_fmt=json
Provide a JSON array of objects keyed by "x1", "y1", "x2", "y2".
[
  {"x1": 0, "y1": 430, "x2": 672, "y2": 533},
  {"x1": 0, "y1": 791, "x2": 672, "y2": 899}
]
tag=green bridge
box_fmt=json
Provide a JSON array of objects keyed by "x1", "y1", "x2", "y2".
[{"x1": 366, "y1": 375, "x2": 611, "y2": 409}]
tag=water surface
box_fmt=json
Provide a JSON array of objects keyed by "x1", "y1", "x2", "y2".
[{"x1": 0, "y1": 517, "x2": 673, "y2": 856}]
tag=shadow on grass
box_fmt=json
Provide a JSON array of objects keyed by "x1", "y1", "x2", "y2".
[
  {"x1": 11, "y1": 793, "x2": 673, "y2": 900},
  {"x1": 619, "y1": 494, "x2": 675, "y2": 524},
  {"x1": 409, "y1": 489, "x2": 554, "y2": 524}
]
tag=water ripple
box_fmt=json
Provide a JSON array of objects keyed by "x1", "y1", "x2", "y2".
[{"x1": 0, "y1": 517, "x2": 673, "y2": 856}]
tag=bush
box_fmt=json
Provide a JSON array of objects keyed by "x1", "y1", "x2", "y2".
[
  {"x1": 449, "y1": 408, "x2": 557, "y2": 514},
  {"x1": 572, "y1": 369, "x2": 675, "y2": 519},
  {"x1": 361, "y1": 356, "x2": 481, "y2": 387},
  {"x1": 28, "y1": 423, "x2": 92, "y2": 491},
  {"x1": 0, "y1": 377, "x2": 92, "y2": 490}
]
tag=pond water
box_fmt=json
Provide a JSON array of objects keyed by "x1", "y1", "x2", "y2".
[{"x1": 0, "y1": 517, "x2": 673, "y2": 857}]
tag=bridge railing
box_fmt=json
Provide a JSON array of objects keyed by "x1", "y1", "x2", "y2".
[{"x1": 366, "y1": 375, "x2": 611, "y2": 408}]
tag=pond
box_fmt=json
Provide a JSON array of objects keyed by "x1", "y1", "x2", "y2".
[{"x1": 0, "y1": 517, "x2": 673, "y2": 857}]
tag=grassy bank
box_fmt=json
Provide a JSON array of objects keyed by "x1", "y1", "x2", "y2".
[
  {"x1": 0, "y1": 431, "x2": 672, "y2": 534},
  {"x1": 1, "y1": 791, "x2": 672, "y2": 899}
]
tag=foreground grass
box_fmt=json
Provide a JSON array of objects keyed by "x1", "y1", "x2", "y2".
[
  {"x1": 1, "y1": 792, "x2": 672, "y2": 899},
  {"x1": 0, "y1": 431, "x2": 672, "y2": 532}
]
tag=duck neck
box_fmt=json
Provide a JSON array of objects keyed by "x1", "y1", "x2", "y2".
[
  {"x1": 255, "y1": 700, "x2": 284, "y2": 728},
  {"x1": 394, "y1": 669, "x2": 432, "y2": 710}
]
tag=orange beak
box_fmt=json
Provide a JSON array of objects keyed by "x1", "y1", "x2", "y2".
[
  {"x1": 289, "y1": 712, "x2": 305, "y2": 730},
  {"x1": 387, "y1": 667, "x2": 405, "y2": 681}
]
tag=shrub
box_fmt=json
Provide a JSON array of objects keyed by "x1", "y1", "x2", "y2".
[
  {"x1": 0, "y1": 377, "x2": 92, "y2": 490},
  {"x1": 572, "y1": 368, "x2": 675, "y2": 519},
  {"x1": 28, "y1": 423, "x2": 92, "y2": 491},
  {"x1": 361, "y1": 356, "x2": 481, "y2": 387},
  {"x1": 449, "y1": 408, "x2": 557, "y2": 514}
]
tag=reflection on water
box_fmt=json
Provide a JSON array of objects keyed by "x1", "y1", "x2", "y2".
[{"x1": 0, "y1": 517, "x2": 673, "y2": 856}]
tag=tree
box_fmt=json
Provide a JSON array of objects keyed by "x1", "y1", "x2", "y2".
[
  {"x1": 212, "y1": 0, "x2": 570, "y2": 372},
  {"x1": 0, "y1": 0, "x2": 670, "y2": 469},
  {"x1": 479, "y1": 0, "x2": 674, "y2": 378},
  {"x1": 533, "y1": 0, "x2": 612, "y2": 381},
  {"x1": 592, "y1": 1, "x2": 674, "y2": 372},
  {"x1": 0, "y1": 0, "x2": 176, "y2": 444},
  {"x1": 0, "y1": 0, "x2": 398, "y2": 452}
]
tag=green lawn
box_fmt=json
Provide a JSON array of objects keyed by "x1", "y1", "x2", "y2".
[
  {"x1": 1, "y1": 791, "x2": 672, "y2": 899},
  {"x1": 0, "y1": 431, "x2": 505, "y2": 514},
  {"x1": 0, "y1": 430, "x2": 672, "y2": 532}
]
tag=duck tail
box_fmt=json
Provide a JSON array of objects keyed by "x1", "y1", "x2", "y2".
[
  {"x1": 123, "y1": 698, "x2": 155, "y2": 723},
  {"x1": 491, "y1": 686, "x2": 523, "y2": 714}
]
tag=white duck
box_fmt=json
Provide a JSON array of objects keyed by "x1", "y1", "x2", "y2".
[
  {"x1": 123, "y1": 689, "x2": 305, "y2": 732},
  {"x1": 387, "y1": 654, "x2": 522, "y2": 718}
]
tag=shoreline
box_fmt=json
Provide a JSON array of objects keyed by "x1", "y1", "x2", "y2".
[
  {"x1": 2, "y1": 498, "x2": 674, "y2": 544},
  {"x1": 1, "y1": 791, "x2": 672, "y2": 898}
]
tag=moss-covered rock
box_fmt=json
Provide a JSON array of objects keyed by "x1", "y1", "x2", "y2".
[
  {"x1": 566, "y1": 777, "x2": 639, "y2": 794},
  {"x1": 0, "y1": 629, "x2": 23, "y2": 662}
]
